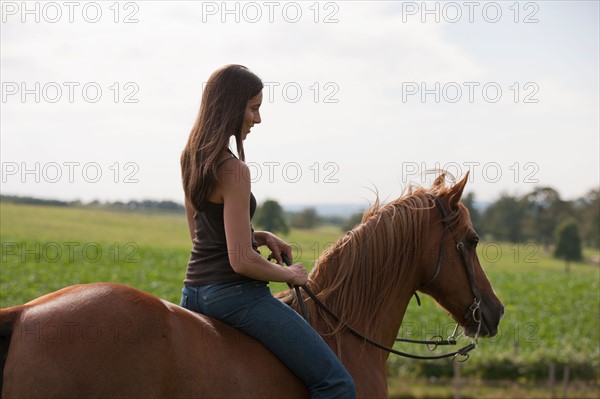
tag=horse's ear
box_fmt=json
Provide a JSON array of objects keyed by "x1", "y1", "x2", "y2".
[
  {"x1": 433, "y1": 173, "x2": 446, "y2": 189},
  {"x1": 448, "y1": 172, "x2": 469, "y2": 209}
]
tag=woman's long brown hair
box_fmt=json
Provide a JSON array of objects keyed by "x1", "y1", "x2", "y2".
[{"x1": 181, "y1": 65, "x2": 263, "y2": 211}]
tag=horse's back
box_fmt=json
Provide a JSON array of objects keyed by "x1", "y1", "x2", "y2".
[{"x1": 2, "y1": 283, "x2": 306, "y2": 398}]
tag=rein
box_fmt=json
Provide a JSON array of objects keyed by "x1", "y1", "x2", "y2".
[
  {"x1": 300, "y1": 285, "x2": 476, "y2": 360},
  {"x1": 283, "y1": 195, "x2": 482, "y2": 361}
]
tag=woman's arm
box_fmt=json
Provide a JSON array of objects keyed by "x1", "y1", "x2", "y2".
[
  {"x1": 221, "y1": 160, "x2": 307, "y2": 285},
  {"x1": 184, "y1": 197, "x2": 196, "y2": 242}
]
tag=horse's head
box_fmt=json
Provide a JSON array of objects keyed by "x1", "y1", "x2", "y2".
[{"x1": 418, "y1": 173, "x2": 504, "y2": 338}]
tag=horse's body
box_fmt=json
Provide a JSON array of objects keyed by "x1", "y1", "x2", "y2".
[
  {"x1": 1, "y1": 174, "x2": 504, "y2": 398},
  {"x1": 1, "y1": 283, "x2": 306, "y2": 398}
]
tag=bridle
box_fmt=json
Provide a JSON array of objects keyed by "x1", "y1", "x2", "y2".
[
  {"x1": 285, "y1": 194, "x2": 483, "y2": 361},
  {"x1": 415, "y1": 195, "x2": 484, "y2": 346}
]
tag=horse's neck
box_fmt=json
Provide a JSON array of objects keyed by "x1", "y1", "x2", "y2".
[
  {"x1": 311, "y1": 260, "x2": 416, "y2": 397},
  {"x1": 309, "y1": 257, "x2": 417, "y2": 359},
  {"x1": 371, "y1": 292, "x2": 414, "y2": 349}
]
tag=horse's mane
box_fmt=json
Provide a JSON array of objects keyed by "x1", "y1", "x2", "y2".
[{"x1": 280, "y1": 173, "x2": 473, "y2": 341}]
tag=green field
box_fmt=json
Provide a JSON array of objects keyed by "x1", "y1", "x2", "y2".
[{"x1": 1, "y1": 202, "x2": 599, "y2": 397}]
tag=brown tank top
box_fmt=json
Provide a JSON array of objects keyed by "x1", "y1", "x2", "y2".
[{"x1": 183, "y1": 155, "x2": 260, "y2": 286}]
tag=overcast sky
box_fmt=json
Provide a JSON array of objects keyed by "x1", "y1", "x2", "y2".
[{"x1": 1, "y1": 1, "x2": 598, "y2": 208}]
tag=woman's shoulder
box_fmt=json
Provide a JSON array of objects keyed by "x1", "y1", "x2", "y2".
[
  {"x1": 217, "y1": 156, "x2": 248, "y2": 173},
  {"x1": 217, "y1": 157, "x2": 251, "y2": 188}
]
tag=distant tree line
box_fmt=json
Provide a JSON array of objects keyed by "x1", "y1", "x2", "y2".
[
  {"x1": 465, "y1": 187, "x2": 599, "y2": 249},
  {"x1": 1, "y1": 195, "x2": 184, "y2": 213},
  {"x1": 1, "y1": 195, "x2": 76, "y2": 207}
]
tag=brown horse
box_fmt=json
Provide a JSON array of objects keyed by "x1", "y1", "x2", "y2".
[{"x1": 0, "y1": 174, "x2": 503, "y2": 398}]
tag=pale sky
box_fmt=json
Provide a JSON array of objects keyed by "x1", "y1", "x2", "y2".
[{"x1": 1, "y1": 1, "x2": 598, "y2": 208}]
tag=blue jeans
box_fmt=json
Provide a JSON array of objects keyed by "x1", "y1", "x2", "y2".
[{"x1": 181, "y1": 281, "x2": 356, "y2": 399}]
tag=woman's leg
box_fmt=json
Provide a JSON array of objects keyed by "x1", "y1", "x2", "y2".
[{"x1": 181, "y1": 282, "x2": 356, "y2": 399}]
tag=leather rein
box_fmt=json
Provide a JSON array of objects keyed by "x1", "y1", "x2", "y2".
[{"x1": 283, "y1": 195, "x2": 483, "y2": 361}]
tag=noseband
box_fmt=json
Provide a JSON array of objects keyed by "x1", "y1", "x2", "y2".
[{"x1": 288, "y1": 194, "x2": 483, "y2": 361}]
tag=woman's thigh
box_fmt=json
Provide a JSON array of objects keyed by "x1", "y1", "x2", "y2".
[{"x1": 182, "y1": 282, "x2": 351, "y2": 391}]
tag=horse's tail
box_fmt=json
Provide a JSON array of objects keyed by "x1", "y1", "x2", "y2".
[{"x1": 0, "y1": 307, "x2": 22, "y2": 398}]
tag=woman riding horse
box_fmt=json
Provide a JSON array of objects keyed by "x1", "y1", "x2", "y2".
[{"x1": 179, "y1": 64, "x2": 356, "y2": 398}]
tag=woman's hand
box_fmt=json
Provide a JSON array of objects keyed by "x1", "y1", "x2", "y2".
[
  {"x1": 257, "y1": 231, "x2": 292, "y2": 265},
  {"x1": 287, "y1": 263, "x2": 308, "y2": 286},
  {"x1": 258, "y1": 232, "x2": 307, "y2": 285}
]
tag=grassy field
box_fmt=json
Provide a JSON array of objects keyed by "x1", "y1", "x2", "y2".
[{"x1": 1, "y1": 202, "x2": 599, "y2": 397}]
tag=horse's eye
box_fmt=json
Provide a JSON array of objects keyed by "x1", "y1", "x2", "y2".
[{"x1": 468, "y1": 236, "x2": 479, "y2": 248}]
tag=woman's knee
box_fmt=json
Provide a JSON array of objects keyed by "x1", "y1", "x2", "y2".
[
  {"x1": 319, "y1": 370, "x2": 356, "y2": 399},
  {"x1": 342, "y1": 374, "x2": 357, "y2": 398}
]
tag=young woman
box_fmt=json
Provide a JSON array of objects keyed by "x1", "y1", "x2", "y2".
[{"x1": 180, "y1": 64, "x2": 356, "y2": 398}]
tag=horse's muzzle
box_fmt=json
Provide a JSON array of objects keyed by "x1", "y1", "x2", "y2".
[{"x1": 463, "y1": 300, "x2": 504, "y2": 338}]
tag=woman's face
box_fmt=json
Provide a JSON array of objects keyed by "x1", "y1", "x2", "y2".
[{"x1": 242, "y1": 91, "x2": 262, "y2": 140}]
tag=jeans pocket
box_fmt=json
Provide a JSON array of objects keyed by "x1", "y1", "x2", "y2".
[{"x1": 180, "y1": 292, "x2": 189, "y2": 308}]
